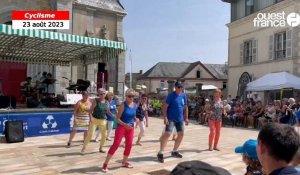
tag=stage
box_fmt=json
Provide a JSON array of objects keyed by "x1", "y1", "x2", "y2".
[{"x1": 0, "y1": 108, "x2": 73, "y2": 137}]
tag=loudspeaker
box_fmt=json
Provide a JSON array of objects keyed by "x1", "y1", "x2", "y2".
[{"x1": 5, "y1": 120, "x2": 24, "y2": 143}]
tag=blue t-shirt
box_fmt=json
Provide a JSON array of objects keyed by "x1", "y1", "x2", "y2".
[
  {"x1": 120, "y1": 102, "x2": 137, "y2": 127},
  {"x1": 107, "y1": 100, "x2": 117, "y2": 121},
  {"x1": 166, "y1": 91, "x2": 187, "y2": 122},
  {"x1": 269, "y1": 167, "x2": 300, "y2": 175}
]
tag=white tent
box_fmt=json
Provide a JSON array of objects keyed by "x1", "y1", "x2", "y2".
[{"x1": 246, "y1": 72, "x2": 300, "y2": 91}]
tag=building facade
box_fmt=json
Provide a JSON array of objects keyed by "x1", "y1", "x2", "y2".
[
  {"x1": 125, "y1": 70, "x2": 143, "y2": 89},
  {"x1": 0, "y1": 0, "x2": 126, "y2": 96},
  {"x1": 223, "y1": 0, "x2": 300, "y2": 100},
  {"x1": 137, "y1": 61, "x2": 227, "y2": 95}
]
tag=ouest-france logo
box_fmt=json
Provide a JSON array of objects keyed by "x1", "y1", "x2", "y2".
[{"x1": 253, "y1": 12, "x2": 300, "y2": 28}]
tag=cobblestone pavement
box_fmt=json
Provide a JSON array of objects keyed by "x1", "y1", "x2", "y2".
[{"x1": 0, "y1": 117, "x2": 259, "y2": 175}]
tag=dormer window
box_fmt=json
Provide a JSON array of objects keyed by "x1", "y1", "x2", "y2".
[{"x1": 196, "y1": 70, "x2": 201, "y2": 78}]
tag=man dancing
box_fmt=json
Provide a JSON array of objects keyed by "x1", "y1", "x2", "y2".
[{"x1": 157, "y1": 80, "x2": 189, "y2": 163}]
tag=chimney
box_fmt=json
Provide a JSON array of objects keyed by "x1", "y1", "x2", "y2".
[{"x1": 139, "y1": 70, "x2": 143, "y2": 74}]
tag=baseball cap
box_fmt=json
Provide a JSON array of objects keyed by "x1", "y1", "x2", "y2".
[
  {"x1": 170, "y1": 160, "x2": 231, "y2": 175},
  {"x1": 175, "y1": 81, "x2": 183, "y2": 87},
  {"x1": 235, "y1": 139, "x2": 258, "y2": 160}
]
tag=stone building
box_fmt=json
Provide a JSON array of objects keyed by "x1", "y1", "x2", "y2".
[
  {"x1": 222, "y1": 0, "x2": 300, "y2": 101},
  {"x1": 0, "y1": 0, "x2": 127, "y2": 98},
  {"x1": 137, "y1": 61, "x2": 227, "y2": 95}
]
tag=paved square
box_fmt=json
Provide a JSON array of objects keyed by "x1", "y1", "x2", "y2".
[{"x1": 0, "y1": 117, "x2": 259, "y2": 175}]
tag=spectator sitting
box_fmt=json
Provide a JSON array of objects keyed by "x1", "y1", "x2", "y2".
[
  {"x1": 223, "y1": 100, "x2": 231, "y2": 114},
  {"x1": 228, "y1": 101, "x2": 242, "y2": 127},
  {"x1": 257, "y1": 123, "x2": 300, "y2": 175},
  {"x1": 234, "y1": 102, "x2": 243, "y2": 126},
  {"x1": 235, "y1": 139, "x2": 263, "y2": 175},
  {"x1": 280, "y1": 98, "x2": 297, "y2": 125},
  {"x1": 247, "y1": 101, "x2": 264, "y2": 128},
  {"x1": 273, "y1": 100, "x2": 282, "y2": 123},
  {"x1": 259, "y1": 102, "x2": 276, "y2": 127},
  {"x1": 199, "y1": 98, "x2": 211, "y2": 125},
  {"x1": 242, "y1": 100, "x2": 253, "y2": 127},
  {"x1": 253, "y1": 93, "x2": 262, "y2": 103}
]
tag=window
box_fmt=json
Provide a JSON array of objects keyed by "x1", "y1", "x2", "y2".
[
  {"x1": 243, "y1": 41, "x2": 253, "y2": 64},
  {"x1": 240, "y1": 40, "x2": 257, "y2": 65},
  {"x1": 160, "y1": 80, "x2": 164, "y2": 89},
  {"x1": 274, "y1": 31, "x2": 286, "y2": 59},
  {"x1": 269, "y1": 30, "x2": 292, "y2": 60},
  {"x1": 223, "y1": 82, "x2": 227, "y2": 89},
  {"x1": 196, "y1": 70, "x2": 201, "y2": 78},
  {"x1": 245, "y1": 0, "x2": 254, "y2": 16}
]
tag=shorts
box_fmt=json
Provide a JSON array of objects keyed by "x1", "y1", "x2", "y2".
[{"x1": 165, "y1": 120, "x2": 184, "y2": 133}]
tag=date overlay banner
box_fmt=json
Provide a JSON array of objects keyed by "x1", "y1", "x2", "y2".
[{"x1": 12, "y1": 10, "x2": 70, "y2": 29}]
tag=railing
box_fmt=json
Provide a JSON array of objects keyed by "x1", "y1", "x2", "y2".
[{"x1": 274, "y1": 50, "x2": 286, "y2": 60}]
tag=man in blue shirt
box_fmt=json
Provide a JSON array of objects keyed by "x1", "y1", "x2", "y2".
[
  {"x1": 256, "y1": 123, "x2": 300, "y2": 175},
  {"x1": 157, "y1": 80, "x2": 189, "y2": 163}
]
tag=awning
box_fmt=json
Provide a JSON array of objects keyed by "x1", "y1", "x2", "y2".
[
  {"x1": 246, "y1": 72, "x2": 300, "y2": 91},
  {"x1": 0, "y1": 24, "x2": 126, "y2": 66}
]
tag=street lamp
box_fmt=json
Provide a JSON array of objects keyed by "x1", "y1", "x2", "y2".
[{"x1": 129, "y1": 49, "x2": 132, "y2": 89}]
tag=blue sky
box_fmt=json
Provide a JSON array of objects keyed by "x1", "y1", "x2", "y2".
[{"x1": 120, "y1": 0, "x2": 230, "y2": 73}]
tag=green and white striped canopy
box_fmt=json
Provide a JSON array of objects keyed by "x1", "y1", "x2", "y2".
[{"x1": 0, "y1": 24, "x2": 126, "y2": 65}]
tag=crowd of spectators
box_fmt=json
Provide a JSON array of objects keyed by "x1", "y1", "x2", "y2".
[{"x1": 188, "y1": 95, "x2": 300, "y2": 129}]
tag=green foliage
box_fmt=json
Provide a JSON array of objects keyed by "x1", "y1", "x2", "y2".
[{"x1": 152, "y1": 99, "x2": 163, "y2": 109}]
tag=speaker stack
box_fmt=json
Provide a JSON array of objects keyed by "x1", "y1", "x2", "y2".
[{"x1": 5, "y1": 120, "x2": 24, "y2": 143}]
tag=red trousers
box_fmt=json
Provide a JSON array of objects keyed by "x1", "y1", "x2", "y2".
[{"x1": 108, "y1": 125, "x2": 134, "y2": 157}]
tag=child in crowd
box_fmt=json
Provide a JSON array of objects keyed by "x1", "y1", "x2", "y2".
[{"x1": 235, "y1": 139, "x2": 264, "y2": 175}]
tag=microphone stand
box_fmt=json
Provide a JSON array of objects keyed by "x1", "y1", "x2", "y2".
[{"x1": 7, "y1": 96, "x2": 13, "y2": 110}]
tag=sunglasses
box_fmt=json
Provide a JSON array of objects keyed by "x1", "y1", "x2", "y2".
[
  {"x1": 99, "y1": 93, "x2": 105, "y2": 95},
  {"x1": 127, "y1": 95, "x2": 134, "y2": 98},
  {"x1": 176, "y1": 86, "x2": 183, "y2": 89}
]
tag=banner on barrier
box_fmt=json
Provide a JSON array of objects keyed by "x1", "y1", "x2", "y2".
[{"x1": 0, "y1": 112, "x2": 73, "y2": 137}]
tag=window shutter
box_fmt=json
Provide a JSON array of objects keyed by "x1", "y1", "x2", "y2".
[
  {"x1": 240, "y1": 43, "x2": 244, "y2": 64},
  {"x1": 269, "y1": 35, "x2": 274, "y2": 60},
  {"x1": 252, "y1": 39, "x2": 257, "y2": 63},
  {"x1": 286, "y1": 29, "x2": 292, "y2": 58}
]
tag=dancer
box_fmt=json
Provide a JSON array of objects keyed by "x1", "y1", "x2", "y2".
[
  {"x1": 81, "y1": 88, "x2": 111, "y2": 153},
  {"x1": 95, "y1": 92, "x2": 117, "y2": 141},
  {"x1": 106, "y1": 92, "x2": 117, "y2": 140},
  {"x1": 102, "y1": 89, "x2": 137, "y2": 172},
  {"x1": 157, "y1": 80, "x2": 189, "y2": 163},
  {"x1": 67, "y1": 91, "x2": 91, "y2": 147},
  {"x1": 135, "y1": 94, "x2": 149, "y2": 145},
  {"x1": 207, "y1": 89, "x2": 226, "y2": 151}
]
